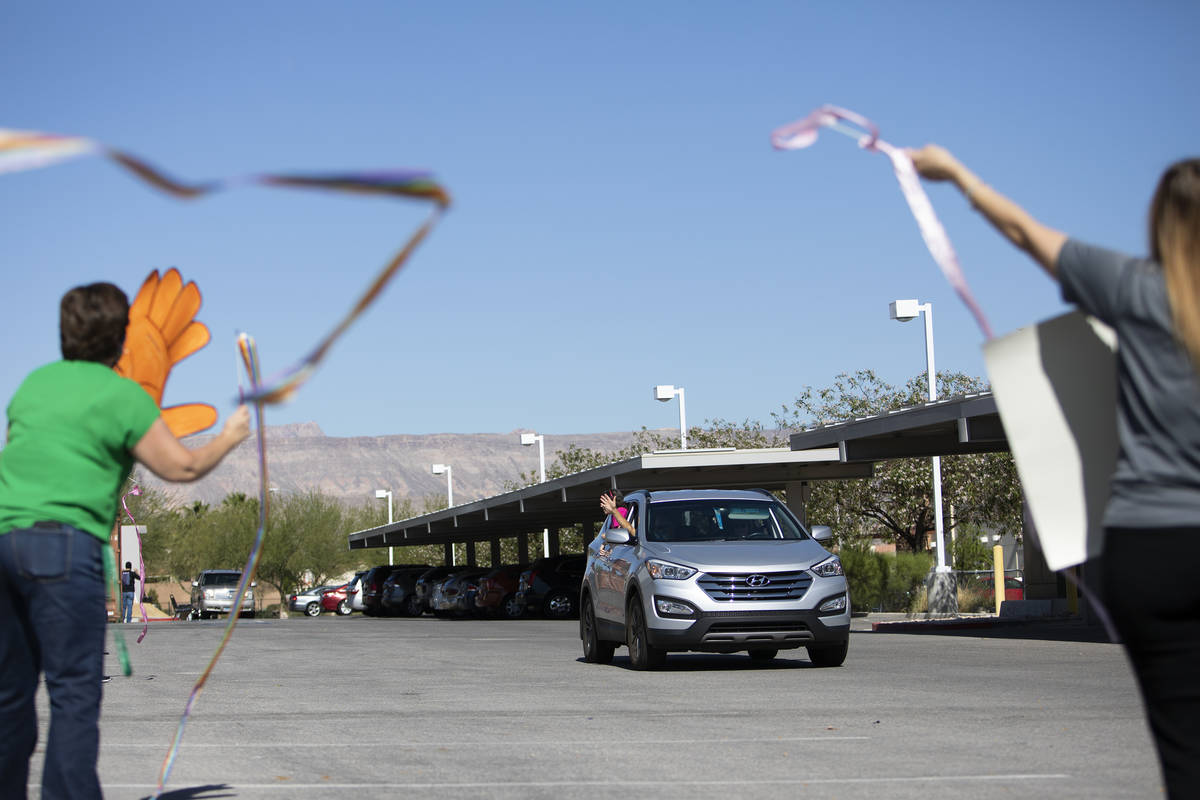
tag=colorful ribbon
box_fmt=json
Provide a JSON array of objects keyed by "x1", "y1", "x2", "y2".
[
  {"x1": 121, "y1": 482, "x2": 150, "y2": 644},
  {"x1": 153, "y1": 333, "x2": 268, "y2": 798},
  {"x1": 1, "y1": 128, "x2": 451, "y2": 796},
  {"x1": 0, "y1": 128, "x2": 451, "y2": 403},
  {"x1": 771, "y1": 105, "x2": 994, "y2": 339}
]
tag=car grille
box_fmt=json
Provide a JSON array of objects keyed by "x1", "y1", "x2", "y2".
[{"x1": 697, "y1": 570, "x2": 812, "y2": 602}]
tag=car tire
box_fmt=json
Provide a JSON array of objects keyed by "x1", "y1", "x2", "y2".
[
  {"x1": 807, "y1": 640, "x2": 848, "y2": 668},
  {"x1": 748, "y1": 648, "x2": 779, "y2": 662},
  {"x1": 305, "y1": 601, "x2": 320, "y2": 617},
  {"x1": 626, "y1": 598, "x2": 666, "y2": 670},
  {"x1": 581, "y1": 597, "x2": 615, "y2": 664},
  {"x1": 404, "y1": 594, "x2": 423, "y2": 617},
  {"x1": 500, "y1": 594, "x2": 524, "y2": 620},
  {"x1": 336, "y1": 599, "x2": 351, "y2": 616},
  {"x1": 543, "y1": 590, "x2": 577, "y2": 620}
]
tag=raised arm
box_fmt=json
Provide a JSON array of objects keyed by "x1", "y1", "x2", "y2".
[
  {"x1": 599, "y1": 492, "x2": 636, "y2": 538},
  {"x1": 909, "y1": 145, "x2": 1068, "y2": 279},
  {"x1": 132, "y1": 405, "x2": 251, "y2": 482}
]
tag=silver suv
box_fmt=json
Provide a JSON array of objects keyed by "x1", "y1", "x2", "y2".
[
  {"x1": 190, "y1": 569, "x2": 256, "y2": 619},
  {"x1": 580, "y1": 489, "x2": 850, "y2": 669}
]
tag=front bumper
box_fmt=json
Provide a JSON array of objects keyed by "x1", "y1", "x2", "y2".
[{"x1": 646, "y1": 608, "x2": 849, "y2": 652}]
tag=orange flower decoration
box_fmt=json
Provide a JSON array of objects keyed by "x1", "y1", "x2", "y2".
[{"x1": 115, "y1": 268, "x2": 218, "y2": 437}]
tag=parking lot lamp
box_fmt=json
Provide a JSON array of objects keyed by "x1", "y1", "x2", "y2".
[
  {"x1": 653, "y1": 384, "x2": 687, "y2": 449},
  {"x1": 521, "y1": 432, "x2": 551, "y2": 557},
  {"x1": 889, "y1": 298, "x2": 955, "y2": 614},
  {"x1": 375, "y1": 489, "x2": 393, "y2": 566},
  {"x1": 431, "y1": 464, "x2": 453, "y2": 507}
]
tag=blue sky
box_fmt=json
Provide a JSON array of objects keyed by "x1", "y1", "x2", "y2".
[{"x1": 3, "y1": 2, "x2": 1196, "y2": 439}]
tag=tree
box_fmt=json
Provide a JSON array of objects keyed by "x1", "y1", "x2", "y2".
[{"x1": 774, "y1": 369, "x2": 1022, "y2": 551}]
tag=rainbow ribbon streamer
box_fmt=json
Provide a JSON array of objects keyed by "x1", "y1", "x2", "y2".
[
  {"x1": 0, "y1": 128, "x2": 451, "y2": 404},
  {"x1": 121, "y1": 482, "x2": 151, "y2": 644},
  {"x1": 153, "y1": 333, "x2": 268, "y2": 798},
  {"x1": 0, "y1": 128, "x2": 451, "y2": 797},
  {"x1": 770, "y1": 105, "x2": 994, "y2": 340}
]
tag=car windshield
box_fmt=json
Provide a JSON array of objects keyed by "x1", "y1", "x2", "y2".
[
  {"x1": 204, "y1": 573, "x2": 241, "y2": 586},
  {"x1": 645, "y1": 499, "x2": 808, "y2": 542}
]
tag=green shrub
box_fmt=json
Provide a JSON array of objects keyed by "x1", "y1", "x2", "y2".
[
  {"x1": 881, "y1": 551, "x2": 934, "y2": 612},
  {"x1": 839, "y1": 544, "x2": 884, "y2": 612},
  {"x1": 952, "y1": 525, "x2": 994, "y2": 572}
]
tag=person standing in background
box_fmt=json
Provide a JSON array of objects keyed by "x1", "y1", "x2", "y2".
[{"x1": 119, "y1": 561, "x2": 140, "y2": 623}]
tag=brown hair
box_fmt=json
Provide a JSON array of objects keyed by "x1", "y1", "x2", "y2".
[
  {"x1": 60, "y1": 282, "x2": 129, "y2": 366},
  {"x1": 1152, "y1": 158, "x2": 1200, "y2": 370}
]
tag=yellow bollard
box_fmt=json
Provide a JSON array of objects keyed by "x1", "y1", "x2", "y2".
[{"x1": 992, "y1": 544, "x2": 1005, "y2": 616}]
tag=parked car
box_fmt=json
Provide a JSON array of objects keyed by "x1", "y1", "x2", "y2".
[
  {"x1": 979, "y1": 573, "x2": 1025, "y2": 602},
  {"x1": 516, "y1": 554, "x2": 586, "y2": 619},
  {"x1": 430, "y1": 567, "x2": 490, "y2": 617},
  {"x1": 580, "y1": 488, "x2": 851, "y2": 669},
  {"x1": 413, "y1": 566, "x2": 472, "y2": 615},
  {"x1": 342, "y1": 570, "x2": 368, "y2": 612},
  {"x1": 361, "y1": 564, "x2": 427, "y2": 616},
  {"x1": 320, "y1": 582, "x2": 354, "y2": 615},
  {"x1": 379, "y1": 565, "x2": 435, "y2": 616},
  {"x1": 190, "y1": 569, "x2": 256, "y2": 619},
  {"x1": 289, "y1": 585, "x2": 334, "y2": 617},
  {"x1": 474, "y1": 564, "x2": 529, "y2": 618}
]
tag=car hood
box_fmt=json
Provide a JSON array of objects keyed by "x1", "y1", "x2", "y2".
[{"x1": 646, "y1": 539, "x2": 834, "y2": 572}]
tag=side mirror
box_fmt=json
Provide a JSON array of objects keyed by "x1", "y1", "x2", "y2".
[
  {"x1": 191, "y1": 580, "x2": 198, "y2": 587},
  {"x1": 810, "y1": 525, "x2": 833, "y2": 542},
  {"x1": 250, "y1": 581, "x2": 257, "y2": 587},
  {"x1": 603, "y1": 529, "x2": 630, "y2": 545}
]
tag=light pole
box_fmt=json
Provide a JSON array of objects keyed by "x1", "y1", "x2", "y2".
[
  {"x1": 431, "y1": 464, "x2": 454, "y2": 565},
  {"x1": 889, "y1": 298, "x2": 955, "y2": 614},
  {"x1": 521, "y1": 432, "x2": 550, "y2": 557},
  {"x1": 653, "y1": 384, "x2": 687, "y2": 449},
  {"x1": 374, "y1": 489, "x2": 393, "y2": 566}
]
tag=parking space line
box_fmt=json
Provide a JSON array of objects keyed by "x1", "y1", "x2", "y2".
[
  {"x1": 97, "y1": 774, "x2": 1073, "y2": 789},
  {"x1": 103, "y1": 738, "x2": 868, "y2": 753}
]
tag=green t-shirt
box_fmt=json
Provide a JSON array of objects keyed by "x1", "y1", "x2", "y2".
[{"x1": 0, "y1": 360, "x2": 160, "y2": 541}]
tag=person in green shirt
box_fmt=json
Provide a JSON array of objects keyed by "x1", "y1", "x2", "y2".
[{"x1": 0, "y1": 281, "x2": 250, "y2": 800}]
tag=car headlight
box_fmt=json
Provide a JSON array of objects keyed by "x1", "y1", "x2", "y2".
[
  {"x1": 810, "y1": 556, "x2": 844, "y2": 578},
  {"x1": 646, "y1": 559, "x2": 696, "y2": 581}
]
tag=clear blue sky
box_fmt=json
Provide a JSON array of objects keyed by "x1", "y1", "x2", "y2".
[{"x1": 3, "y1": 2, "x2": 1196, "y2": 439}]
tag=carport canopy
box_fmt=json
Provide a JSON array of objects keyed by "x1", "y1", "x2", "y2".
[{"x1": 346, "y1": 447, "x2": 873, "y2": 551}]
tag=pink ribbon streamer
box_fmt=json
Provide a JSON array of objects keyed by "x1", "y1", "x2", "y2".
[
  {"x1": 771, "y1": 105, "x2": 994, "y2": 340},
  {"x1": 121, "y1": 483, "x2": 150, "y2": 643}
]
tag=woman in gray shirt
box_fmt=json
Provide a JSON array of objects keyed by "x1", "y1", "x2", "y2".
[{"x1": 910, "y1": 147, "x2": 1200, "y2": 799}]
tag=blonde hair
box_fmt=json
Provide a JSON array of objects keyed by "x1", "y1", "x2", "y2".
[{"x1": 1152, "y1": 159, "x2": 1200, "y2": 370}]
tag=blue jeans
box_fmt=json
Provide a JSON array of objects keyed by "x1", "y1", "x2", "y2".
[
  {"x1": 0, "y1": 524, "x2": 106, "y2": 800},
  {"x1": 122, "y1": 591, "x2": 134, "y2": 623}
]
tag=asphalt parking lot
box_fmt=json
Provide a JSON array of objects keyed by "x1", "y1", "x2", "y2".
[{"x1": 30, "y1": 613, "x2": 1160, "y2": 799}]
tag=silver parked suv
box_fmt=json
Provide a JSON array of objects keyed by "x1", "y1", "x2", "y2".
[
  {"x1": 580, "y1": 489, "x2": 850, "y2": 669},
  {"x1": 190, "y1": 569, "x2": 256, "y2": 619}
]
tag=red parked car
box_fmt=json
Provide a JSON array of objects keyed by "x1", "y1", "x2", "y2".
[
  {"x1": 473, "y1": 564, "x2": 529, "y2": 619},
  {"x1": 979, "y1": 574, "x2": 1024, "y2": 602},
  {"x1": 320, "y1": 582, "x2": 354, "y2": 616}
]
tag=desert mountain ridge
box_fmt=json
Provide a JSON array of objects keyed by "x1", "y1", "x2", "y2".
[{"x1": 132, "y1": 422, "x2": 654, "y2": 508}]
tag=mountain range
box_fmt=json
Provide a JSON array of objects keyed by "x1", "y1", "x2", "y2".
[{"x1": 132, "y1": 422, "x2": 646, "y2": 507}]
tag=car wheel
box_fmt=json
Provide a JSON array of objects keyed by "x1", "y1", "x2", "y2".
[
  {"x1": 581, "y1": 597, "x2": 615, "y2": 665},
  {"x1": 543, "y1": 590, "x2": 576, "y2": 620},
  {"x1": 748, "y1": 648, "x2": 778, "y2": 662},
  {"x1": 501, "y1": 594, "x2": 524, "y2": 619},
  {"x1": 337, "y1": 599, "x2": 351, "y2": 616},
  {"x1": 807, "y1": 640, "x2": 848, "y2": 668},
  {"x1": 305, "y1": 601, "x2": 321, "y2": 617},
  {"x1": 405, "y1": 594, "x2": 423, "y2": 617},
  {"x1": 626, "y1": 598, "x2": 666, "y2": 670}
]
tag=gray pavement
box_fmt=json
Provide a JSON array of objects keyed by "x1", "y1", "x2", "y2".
[{"x1": 29, "y1": 613, "x2": 1160, "y2": 799}]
